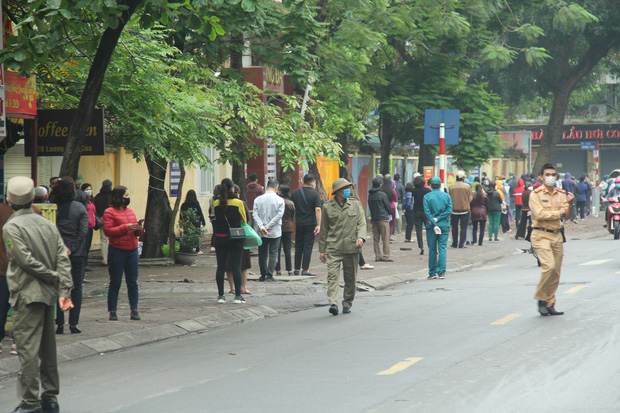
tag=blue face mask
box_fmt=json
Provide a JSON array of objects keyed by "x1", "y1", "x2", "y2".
[{"x1": 342, "y1": 189, "x2": 351, "y2": 198}]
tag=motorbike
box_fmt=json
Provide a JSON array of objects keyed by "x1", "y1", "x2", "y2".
[{"x1": 606, "y1": 195, "x2": 620, "y2": 239}]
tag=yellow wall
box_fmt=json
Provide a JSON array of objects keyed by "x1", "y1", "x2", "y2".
[{"x1": 78, "y1": 150, "x2": 199, "y2": 250}]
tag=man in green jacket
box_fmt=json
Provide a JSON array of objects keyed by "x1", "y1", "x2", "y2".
[
  {"x1": 4, "y1": 177, "x2": 73, "y2": 413},
  {"x1": 424, "y1": 177, "x2": 453, "y2": 280},
  {"x1": 319, "y1": 178, "x2": 366, "y2": 316}
]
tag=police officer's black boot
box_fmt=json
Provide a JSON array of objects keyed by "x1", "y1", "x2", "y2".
[
  {"x1": 546, "y1": 306, "x2": 564, "y2": 316},
  {"x1": 538, "y1": 301, "x2": 549, "y2": 316}
]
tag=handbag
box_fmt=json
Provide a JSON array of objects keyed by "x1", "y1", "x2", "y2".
[
  {"x1": 94, "y1": 216, "x2": 103, "y2": 231},
  {"x1": 242, "y1": 221, "x2": 263, "y2": 249},
  {"x1": 225, "y1": 215, "x2": 246, "y2": 239}
]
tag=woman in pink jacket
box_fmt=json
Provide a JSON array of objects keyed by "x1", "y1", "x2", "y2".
[{"x1": 102, "y1": 186, "x2": 143, "y2": 321}]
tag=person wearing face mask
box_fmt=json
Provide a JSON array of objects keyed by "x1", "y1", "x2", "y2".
[
  {"x1": 529, "y1": 163, "x2": 574, "y2": 316},
  {"x1": 424, "y1": 177, "x2": 453, "y2": 280},
  {"x1": 291, "y1": 174, "x2": 322, "y2": 276},
  {"x1": 319, "y1": 178, "x2": 366, "y2": 316},
  {"x1": 102, "y1": 186, "x2": 143, "y2": 321},
  {"x1": 81, "y1": 183, "x2": 97, "y2": 273}
]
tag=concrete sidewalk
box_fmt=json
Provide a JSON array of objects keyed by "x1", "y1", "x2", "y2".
[{"x1": 0, "y1": 214, "x2": 608, "y2": 378}]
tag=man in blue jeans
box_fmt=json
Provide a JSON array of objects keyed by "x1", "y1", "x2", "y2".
[{"x1": 424, "y1": 177, "x2": 453, "y2": 279}]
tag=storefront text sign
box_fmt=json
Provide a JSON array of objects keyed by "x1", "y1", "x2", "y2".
[
  {"x1": 523, "y1": 124, "x2": 620, "y2": 145},
  {"x1": 27, "y1": 108, "x2": 105, "y2": 156}
]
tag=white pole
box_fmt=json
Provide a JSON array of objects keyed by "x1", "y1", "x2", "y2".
[{"x1": 439, "y1": 123, "x2": 446, "y2": 190}]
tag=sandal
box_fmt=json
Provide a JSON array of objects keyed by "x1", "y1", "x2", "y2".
[{"x1": 241, "y1": 289, "x2": 252, "y2": 295}]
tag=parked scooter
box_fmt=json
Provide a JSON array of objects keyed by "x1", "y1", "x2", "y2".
[{"x1": 606, "y1": 195, "x2": 620, "y2": 239}]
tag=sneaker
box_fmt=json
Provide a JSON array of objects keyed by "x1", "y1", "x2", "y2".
[
  {"x1": 10, "y1": 344, "x2": 17, "y2": 355},
  {"x1": 217, "y1": 296, "x2": 226, "y2": 303},
  {"x1": 130, "y1": 310, "x2": 141, "y2": 320},
  {"x1": 427, "y1": 275, "x2": 438, "y2": 280},
  {"x1": 233, "y1": 295, "x2": 246, "y2": 304},
  {"x1": 109, "y1": 311, "x2": 118, "y2": 321},
  {"x1": 342, "y1": 307, "x2": 351, "y2": 314},
  {"x1": 287, "y1": 271, "x2": 293, "y2": 276},
  {"x1": 276, "y1": 271, "x2": 282, "y2": 275},
  {"x1": 438, "y1": 272, "x2": 446, "y2": 279},
  {"x1": 329, "y1": 304, "x2": 339, "y2": 316}
]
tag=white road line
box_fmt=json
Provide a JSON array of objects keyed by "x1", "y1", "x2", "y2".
[{"x1": 579, "y1": 259, "x2": 612, "y2": 266}]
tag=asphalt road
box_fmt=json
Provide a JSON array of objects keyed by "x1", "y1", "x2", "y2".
[{"x1": 1, "y1": 235, "x2": 619, "y2": 412}]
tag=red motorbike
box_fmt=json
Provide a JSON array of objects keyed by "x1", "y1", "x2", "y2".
[{"x1": 606, "y1": 195, "x2": 620, "y2": 239}]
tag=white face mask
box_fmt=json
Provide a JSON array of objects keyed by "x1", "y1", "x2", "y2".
[
  {"x1": 85, "y1": 190, "x2": 93, "y2": 197},
  {"x1": 544, "y1": 176, "x2": 557, "y2": 186}
]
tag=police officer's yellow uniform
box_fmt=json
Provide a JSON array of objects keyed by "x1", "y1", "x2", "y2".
[
  {"x1": 319, "y1": 179, "x2": 366, "y2": 314},
  {"x1": 529, "y1": 184, "x2": 571, "y2": 314}
]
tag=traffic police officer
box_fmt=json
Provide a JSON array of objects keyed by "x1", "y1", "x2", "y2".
[
  {"x1": 4, "y1": 177, "x2": 74, "y2": 413},
  {"x1": 424, "y1": 177, "x2": 453, "y2": 279},
  {"x1": 319, "y1": 178, "x2": 366, "y2": 316},
  {"x1": 529, "y1": 163, "x2": 574, "y2": 316}
]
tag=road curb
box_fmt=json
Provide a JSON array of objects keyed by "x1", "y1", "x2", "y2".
[
  {"x1": 0, "y1": 305, "x2": 278, "y2": 380},
  {"x1": 359, "y1": 247, "x2": 523, "y2": 290}
]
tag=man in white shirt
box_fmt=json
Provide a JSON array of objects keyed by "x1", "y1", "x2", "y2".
[{"x1": 253, "y1": 179, "x2": 285, "y2": 282}]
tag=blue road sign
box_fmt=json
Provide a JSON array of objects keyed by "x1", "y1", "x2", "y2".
[
  {"x1": 580, "y1": 141, "x2": 596, "y2": 150},
  {"x1": 424, "y1": 109, "x2": 460, "y2": 145}
]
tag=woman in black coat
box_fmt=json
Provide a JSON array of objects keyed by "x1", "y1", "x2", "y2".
[{"x1": 180, "y1": 190, "x2": 206, "y2": 252}]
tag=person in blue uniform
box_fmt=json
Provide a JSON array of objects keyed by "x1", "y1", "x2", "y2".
[{"x1": 424, "y1": 177, "x2": 453, "y2": 279}]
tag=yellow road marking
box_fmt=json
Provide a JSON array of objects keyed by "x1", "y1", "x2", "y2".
[
  {"x1": 579, "y1": 259, "x2": 612, "y2": 266},
  {"x1": 564, "y1": 285, "x2": 587, "y2": 294},
  {"x1": 377, "y1": 357, "x2": 423, "y2": 375},
  {"x1": 491, "y1": 314, "x2": 521, "y2": 325}
]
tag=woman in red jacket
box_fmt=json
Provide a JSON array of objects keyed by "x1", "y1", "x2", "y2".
[{"x1": 102, "y1": 186, "x2": 143, "y2": 321}]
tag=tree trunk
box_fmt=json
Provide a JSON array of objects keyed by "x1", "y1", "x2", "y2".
[
  {"x1": 418, "y1": 142, "x2": 435, "y2": 175},
  {"x1": 168, "y1": 165, "x2": 185, "y2": 263},
  {"x1": 532, "y1": 42, "x2": 614, "y2": 175},
  {"x1": 308, "y1": 161, "x2": 328, "y2": 202},
  {"x1": 379, "y1": 112, "x2": 393, "y2": 175},
  {"x1": 142, "y1": 154, "x2": 171, "y2": 258},
  {"x1": 532, "y1": 88, "x2": 572, "y2": 175},
  {"x1": 59, "y1": 0, "x2": 141, "y2": 179},
  {"x1": 337, "y1": 133, "x2": 358, "y2": 197},
  {"x1": 230, "y1": 34, "x2": 248, "y2": 201}
]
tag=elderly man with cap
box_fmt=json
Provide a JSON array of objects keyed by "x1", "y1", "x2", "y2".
[
  {"x1": 424, "y1": 176, "x2": 453, "y2": 280},
  {"x1": 319, "y1": 178, "x2": 366, "y2": 316},
  {"x1": 449, "y1": 170, "x2": 472, "y2": 249},
  {"x1": 3, "y1": 177, "x2": 73, "y2": 413}
]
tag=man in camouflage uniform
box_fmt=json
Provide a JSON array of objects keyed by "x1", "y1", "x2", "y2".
[{"x1": 319, "y1": 178, "x2": 366, "y2": 316}]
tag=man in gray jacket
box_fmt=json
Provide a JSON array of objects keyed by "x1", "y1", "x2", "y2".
[
  {"x1": 368, "y1": 177, "x2": 392, "y2": 261},
  {"x1": 253, "y1": 179, "x2": 285, "y2": 282},
  {"x1": 4, "y1": 177, "x2": 73, "y2": 413}
]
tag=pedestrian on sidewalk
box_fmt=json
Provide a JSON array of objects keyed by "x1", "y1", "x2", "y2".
[
  {"x1": 54, "y1": 178, "x2": 88, "y2": 335},
  {"x1": 424, "y1": 177, "x2": 452, "y2": 280},
  {"x1": 319, "y1": 178, "x2": 366, "y2": 315},
  {"x1": 394, "y1": 174, "x2": 405, "y2": 234},
  {"x1": 513, "y1": 178, "x2": 524, "y2": 228},
  {"x1": 449, "y1": 171, "x2": 472, "y2": 249},
  {"x1": 368, "y1": 177, "x2": 391, "y2": 262},
  {"x1": 562, "y1": 172, "x2": 578, "y2": 223},
  {"x1": 180, "y1": 190, "x2": 206, "y2": 252},
  {"x1": 94, "y1": 179, "x2": 113, "y2": 265},
  {"x1": 412, "y1": 176, "x2": 431, "y2": 255},
  {"x1": 80, "y1": 183, "x2": 96, "y2": 274},
  {"x1": 576, "y1": 176, "x2": 588, "y2": 219},
  {"x1": 382, "y1": 176, "x2": 397, "y2": 236},
  {"x1": 403, "y1": 182, "x2": 415, "y2": 243},
  {"x1": 226, "y1": 185, "x2": 252, "y2": 295},
  {"x1": 487, "y1": 182, "x2": 503, "y2": 241},
  {"x1": 275, "y1": 185, "x2": 295, "y2": 276},
  {"x1": 253, "y1": 179, "x2": 285, "y2": 282},
  {"x1": 213, "y1": 179, "x2": 246, "y2": 304},
  {"x1": 515, "y1": 181, "x2": 534, "y2": 239},
  {"x1": 4, "y1": 176, "x2": 73, "y2": 413},
  {"x1": 530, "y1": 163, "x2": 574, "y2": 316},
  {"x1": 291, "y1": 174, "x2": 322, "y2": 276},
  {"x1": 208, "y1": 184, "x2": 220, "y2": 253},
  {"x1": 0, "y1": 201, "x2": 42, "y2": 357},
  {"x1": 103, "y1": 185, "x2": 144, "y2": 320},
  {"x1": 246, "y1": 173, "x2": 264, "y2": 227},
  {"x1": 470, "y1": 184, "x2": 489, "y2": 246}
]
